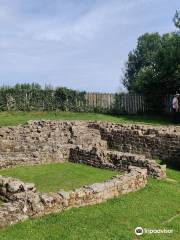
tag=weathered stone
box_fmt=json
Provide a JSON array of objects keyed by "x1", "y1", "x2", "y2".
[
  {"x1": 0, "y1": 120, "x2": 177, "y2": 227},
  {"x1": 58, "y1": 190, "x2": 70, "y2": 199},
  {"x1": 69, "y1": 147, "x2": 166, "y2": 179},
  {"x1": 24, "y1": 183, "x2": 36, "y2": 192},
  {"x1": 0, "y1": 120, "x2": 176, "y2": 170},
  {"x1": 0, "y1": 166, "x2": 147, "y2": 227},
  {"x1": 41, "y1": 194, "x2": 55, "y2": 207},
  {"x1": 89, "y1": 121, "x2": 180, "y2": 167},
  {"x1": 7, "y1": 180, "x2": 25, "y2": 193}
]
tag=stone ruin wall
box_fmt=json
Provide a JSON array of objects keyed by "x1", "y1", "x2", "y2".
[
  {"x1": 69, "y1": 147, "x2": 166, "y2": 179},
  {"x1": 1, "y1": 120, "x2": 178, "y2": 227},
  {"x1": 0, "y1": 120, "x2": 178, "y2": 171},
  {"x1": 0, "y1": 120, "x2": 174, "y2": 178},
  {"x1": 0, "y1": 167, "x2": 147, "y2": 227},
  {"x1": 89, "y1": 122, "x2": 180, "y2": 167},
  {"x1": 0, "y1": 120, "x2": 107, "y2": 169}
]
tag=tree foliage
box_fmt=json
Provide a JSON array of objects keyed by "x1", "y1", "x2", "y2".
[
  {"x1": 54, "y1": 87, "x2": 86, "y2": 111},
  {"x1": 123, "y1": 32, "x2": 180, "y2": 111},
  {"x1": 0, "y1": 84, "x2": 86, "y2": 112}
]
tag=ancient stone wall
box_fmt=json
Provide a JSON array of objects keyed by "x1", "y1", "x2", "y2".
[
  {"x1": 0, "y1": 120, "x2": 170, "y2": 177},
  {"x1": 0, "y1": 167, "x2": 147, "y2": 227},
  {"x1": 89, "y1": 122, "x2": 180, "y2": 167},
  {"x1": 69, "y1": 146, "x2": 166, "y2": 179},
  {"x1": 0, "y1": 121, "x2": 106, "y2": 169},
  {"x1": 0, "y1": 120, "x2": 178, "y2": 169},
  {"x1": 0, "y1": 120, "x2": 173, "y2": 227}
]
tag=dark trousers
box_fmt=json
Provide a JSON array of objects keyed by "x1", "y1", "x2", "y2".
[{"x1": 172, "y1": 108, "x2": 179, "y2": 123}]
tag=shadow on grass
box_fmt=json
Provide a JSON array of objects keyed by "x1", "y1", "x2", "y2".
[
  {"x1": 159, "y1": 160, "x2": 180, "y2": 171},
  {"x1": 112, "y1": 113, "x2": 175, "y2": 125}
]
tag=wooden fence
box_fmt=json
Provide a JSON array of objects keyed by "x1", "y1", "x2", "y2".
[
  {"x1": 84, "y1": 93, "x2": 171, "y2": 114},
  {"x1": 85, "y1": 93, "x2": 148, "y2": 114},
  {"x1": 85, "y1": 93, "x2": 115, "y2": 110}
]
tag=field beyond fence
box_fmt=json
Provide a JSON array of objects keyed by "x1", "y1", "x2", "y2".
[{"x1": 0, "y1": 89, "x2": 172, "y2": 114}]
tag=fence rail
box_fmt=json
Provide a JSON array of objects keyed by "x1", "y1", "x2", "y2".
[
  {"x1": 0, "y1": 90, "x2": 172, "y2": 114},
  {"x1": 85, "y1": 93, "x2": 115, "y2": 110}
]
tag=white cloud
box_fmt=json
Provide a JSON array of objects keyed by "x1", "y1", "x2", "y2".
[
  {"x1": 0, "y1": 0, "x2": 179, "y2": 91},
  {"x1": 0, "y1": 0, "x2": 145, "y2": 44},
  {"x1": 27, "y1": 0, "x2": 147, "y2": 43}
]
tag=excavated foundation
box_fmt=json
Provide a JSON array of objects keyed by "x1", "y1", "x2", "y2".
[{"x1": 0, "y1": 120, "x2": 177, "y2": 227}]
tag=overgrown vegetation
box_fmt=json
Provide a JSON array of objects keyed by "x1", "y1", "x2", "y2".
[{"x1": 0, "y1": 84, "x2": 86, "y2": 112}]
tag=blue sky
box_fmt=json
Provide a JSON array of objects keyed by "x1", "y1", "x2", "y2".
[{"x1": 0, "y1": 0, "x2": 179, "y2": 92}]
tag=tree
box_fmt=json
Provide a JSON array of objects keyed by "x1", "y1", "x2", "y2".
[
  {"x1": 54, "y1": 87, "x2": 86, "y2": 111},
  {"x1": 173, "y1": 10, "x2": 180, "y2": 29},
  {"x1": 123, "y1": 32, "x2": 180, "y2": 112},
  {"x1": 123, "y1": 33, "x2": 162, "y2": 93}
]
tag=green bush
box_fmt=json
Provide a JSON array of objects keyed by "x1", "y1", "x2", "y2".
[
  {"x1": 0, "y1": 84, "x2": 86, "y2": 112},
  {"x1": 54, "y1": 87, "x2": 86, "y2": 112}
]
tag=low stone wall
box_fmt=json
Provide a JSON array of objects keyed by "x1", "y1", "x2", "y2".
[
  {"x1": 0, "y1": 120, "x2": 171, "y2": 227},
  {"x1": 89, "y1": 122, "x2": 180, "y2": 167},
  {"x1": 0, "y1": 120, "x2": 178, "y2": 169},
  {"x1": 0, "y1": 166, "x2": 147, "y2": 227},
  {"x1": 0, "y1": 121, "x2": 106, "y2": 169},
  {"x1": 69, "y1": 146, "x2": 166, "y2": 179},
  {"x1": 107, "y1": 151, "x2": 166, "y2": 179}
]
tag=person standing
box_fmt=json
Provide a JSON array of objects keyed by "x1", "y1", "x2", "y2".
[{"x1": 172, "y1": 93, "x2": 179, "y2": 123}]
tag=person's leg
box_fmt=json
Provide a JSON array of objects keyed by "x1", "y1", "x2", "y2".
[
  {"x1": 172, "y1": 108, "x2": 177, "y2": 123},
  {"x1": 177, "y1": 112, "x2": 180, "y2": 123}
]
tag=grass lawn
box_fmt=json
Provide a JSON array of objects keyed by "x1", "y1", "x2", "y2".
[
  {"x1": 0, "y1": 163, "x2": 118, "y2": 192},
  {"x1": 0, "y1": 112, "x2": 179, "y2": 239},
  {"x1": 0, "y1": 167, "x2": 179, "y2": 240},
  {"x1": 0, "y1": 111, "x2": 174, "y2": 127}
]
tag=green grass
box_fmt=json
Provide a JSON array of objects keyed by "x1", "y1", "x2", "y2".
[
  {"x1": 166, "y1": 168, "x2": 180, "y2": 183},
  {"x1": 0, "y1": 112, "x2": 179, "y2": 239},
  {"x1": 0, "y1": 167, "x2": 179, "y2": 240},
  {"x1": 0, "y1": 111, "x2": 173, "y2": 127},
  {"x1": 0, "y1": 163, "x2": 118, "y2": 192}
]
